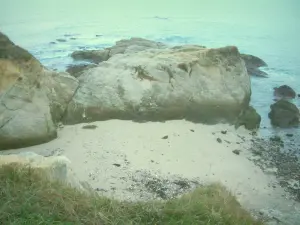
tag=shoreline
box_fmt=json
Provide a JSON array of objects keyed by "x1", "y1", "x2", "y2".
[{"x1": 1, "y1": 119, "x2": 300, "y2": 224}]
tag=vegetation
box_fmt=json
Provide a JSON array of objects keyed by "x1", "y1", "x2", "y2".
[{"x1": 0, "y1": 164, "x2": 263, "y2": 225}]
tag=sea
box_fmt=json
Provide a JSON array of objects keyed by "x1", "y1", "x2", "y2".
[{"x1": 1, "y1": 0, "x2": 300, "y2": 141}]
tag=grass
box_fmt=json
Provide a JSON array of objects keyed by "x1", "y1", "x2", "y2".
[{"x1": 0, "y1": 164, "x2": 263, "y2": 225}]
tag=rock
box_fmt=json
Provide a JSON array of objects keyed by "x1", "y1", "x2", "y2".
[
  {"x1": 235, "y1": 106, "x2": 261, "y2": 130},
  {"x1": 71, "y1": 49, "x2": 110, "y2": 64},
  {"x1": 217, "y1": 138, "x2": 222, "y2": 143},
  {"x1": 0, "y1": 31, "x2": 56, "y2": 150},
  {"x1": 41, "y1": 71, "x2": 79, "y2": 123},
  {"x1": 64, "y1": 41, "x2": 251, "y2": 125},
  {"x1": 246, "y1": 67, "x2": 268, "y2": 77},
  {"x1": 82, "y1": 124, "x2": 97, "y2": 129},
  {"x1": 268, "y1": 99, "x2": 300, "y2": 128},
  {"x1": 240, "y1": 54, "x2": 267, "y2": 68},
  {"x1": 240, "y1": 54, "x2": 268, "y2": 77},
  {"x1": 0, "y1": 31, "x2": 78, "y2": 150},
  {"x1": 70, "y1": 37, "x2": 167, "y2": 64},
  {"x1": 273, "y1": 85, "x2": 296, "y2": 100},
  {"x1": 66, "y1": 63, "x2": 97, "y2": 78},
  {"x1": 269, "y1": 136, "x2": 284, "y2": 147},
  {"x1": 232, "y1": 149, "x2": 241, "y2": 155},
  {"x1": 56, "y1": 38, "x2": 67, "y2": 42},
  {"x1": 0, "y1": 152, "x2": 90, "y2": 191}
]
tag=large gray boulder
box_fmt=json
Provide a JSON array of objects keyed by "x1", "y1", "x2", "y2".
[
  {"x1": 64, "y1": 43, "x2": 251, "y2": 125},
  {"x1": 0, "y1": 31, "x2": 78, "y2": 150}
]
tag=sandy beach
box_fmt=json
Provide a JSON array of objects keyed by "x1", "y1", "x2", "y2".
[{"x1": 1, "y1": 120, "x2": 300, "y2": 224}]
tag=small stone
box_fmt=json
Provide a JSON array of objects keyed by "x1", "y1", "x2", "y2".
[
  {"x1": 162, "y1": 135, "x2": 168, "y2": 139},
  {"x1": 270, "y1": 136, "x2": 282, "y2": 142},
  {"x1": 221, "y1": 130, "x2": 227, "y2": 134},
  {"x1": 95, "y1": 188, "x2": 107, "y2": 192},
  {"x1": 232, "y1": 150, "x2": 241, "y2": 155},
  {"x1": 82, "y1": 124, "x2": 97, "y2": 129},
  {"x1": 190, "y1": 129, "x2": 195, "y2": 132},
  {"x1": 113, "y1": 163, "x2": 121, "y2": 167},
  {"x1": 216, "y1": 138, "x2": 222, "y2": 143},
  {"x1": 151, "y1": 160, "x2": 155, "y2": 163},
  {"x1": 286, "y1": 133, "x2": 294, "y2": 137},
  {"x1": 56, "y1": 38, "x2": 67, "y2": 42},
  {"x1": 251, "y1": 131, "x2": 257, "y2": 135}
]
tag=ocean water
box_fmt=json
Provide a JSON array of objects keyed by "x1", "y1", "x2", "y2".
[{"x1": 1, "y1": 0, "x2": 300, "y2": 139}]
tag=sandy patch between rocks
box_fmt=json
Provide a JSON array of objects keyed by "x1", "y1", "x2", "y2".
[{"x1": 1, "y1": 120, "x2": 300, "y2": 224}]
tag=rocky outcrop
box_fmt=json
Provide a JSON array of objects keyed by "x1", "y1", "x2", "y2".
[
  {"x1": 0, "y1": 152, "x2": 90, "y2": 191},
  {"x1": 0, "y1": 31, "x2": 78, "y2": 150},
  {"x1": 1, "y1": 32, "x2": 258, "y2": 150},
  {"x1": 268, "y1": 100, "x2": 299, "y2": 127},
  {"x1": 64, "y1": 43, "x2": 251, "y2": 125},
  {"x1": 240, "y1": 54, "x2": 268, "y2": 77},
  {"x1": 273, "y1": 85, "x2": 296, "y2": 100}
]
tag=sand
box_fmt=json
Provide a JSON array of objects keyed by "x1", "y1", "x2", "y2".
[{"x1": 1, "y1": 119, "x2": 300, "y2": 224}]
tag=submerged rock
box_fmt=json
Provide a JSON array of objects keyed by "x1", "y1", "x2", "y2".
[
  {"x1": 268, "y1": 99, "x2": 299, "y2": 127},
  {"x1": 240, "y1": 54, "x2": 268, "y2": 77},
  {"x1": 64, "y1": 40, "x2": 251, "y2": 125},
  {"x1": 0, "y1": 31, "x2": 78, "y2": 150},
  {"x1": 273, "y1": 85, "x2": 296, "y2": 100}
]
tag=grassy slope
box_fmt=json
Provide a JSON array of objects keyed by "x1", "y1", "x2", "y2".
[{"x1": 0, "y1": 164, "x2": 263, "y2": 225}]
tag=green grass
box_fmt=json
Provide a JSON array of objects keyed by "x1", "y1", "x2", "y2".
[{"x1": 0, "y1": 163, "x2": 263, "y2": 225}]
